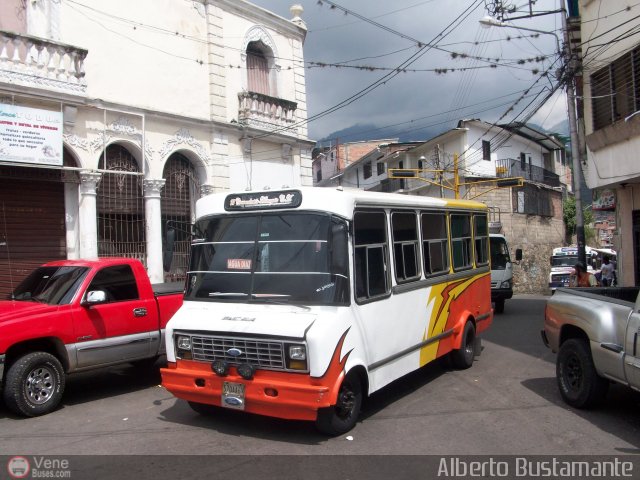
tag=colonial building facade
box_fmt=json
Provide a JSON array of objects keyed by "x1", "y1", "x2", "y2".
[{"x1": 0, "y1": 0, "x2": 313, "y2": 297}]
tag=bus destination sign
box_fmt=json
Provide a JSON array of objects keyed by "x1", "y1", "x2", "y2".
[{"x1": 224, "y1": 190, "x2": 302, "y2": 211}]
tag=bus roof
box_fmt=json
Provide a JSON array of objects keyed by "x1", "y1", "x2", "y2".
[
  {"x1": 195, "y1": 187, "x2": 488, "y2": 221},
  {"x1": 551, "y1": 246, "x2": 601, "y2": 256}
]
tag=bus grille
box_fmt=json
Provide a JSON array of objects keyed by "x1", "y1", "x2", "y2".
[
  {"x1": 552, "y1": 273, "x2": 571, "y2": 286},
  {"x1": 191, "y1": 335, "x2": 285, "y2": 370}
]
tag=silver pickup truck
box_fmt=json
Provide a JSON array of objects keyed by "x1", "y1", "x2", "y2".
[{"x1": 542, "y1": 286, "x2": 640, "y2": 408}]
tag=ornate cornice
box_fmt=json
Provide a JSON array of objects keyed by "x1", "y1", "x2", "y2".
[
  {"x1": 0, "y1": 69, "x2": 87, "y2": 94},
  {"x1": 159, "y1": 128, "x2": 209, "y2": 162},
  {"x1": 63, "y1": 132, "x2": 90, "y2": 152}
]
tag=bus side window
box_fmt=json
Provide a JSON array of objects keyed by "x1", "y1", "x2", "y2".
[
  {"x1": 354, "y1": 211, "x2": 389, "y2": 301},
  {"x1": 473, "y1": 214, "x2": 489, "y2": 266},
  {"x1": 421, "y1": 212, "x2": 450, "y2": 276},
  {"x1": 391, "y1": 211, "x2": 421, "y2": 283},
  {"x1": 451, "y1": 214, "x2": 472, "y2": 271}
]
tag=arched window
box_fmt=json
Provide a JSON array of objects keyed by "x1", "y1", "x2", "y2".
[
  {"x1": 97, "y1": 145, "x2": 146, "y2": 263},
  {"x1": 246, "y1": 41, "x2": 271, "y2": 96},
  {"x1": 161, "y1": 153, "x2": 201, "y2": 282}
]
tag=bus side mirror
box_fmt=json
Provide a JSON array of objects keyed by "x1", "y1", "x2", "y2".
[
  {"x1": 515, "y1": 249, "x2": 523, "y2": 262},
  {"x1": 163, "y1": 227, "x2": 176, "y2": 272},
  {"x1": 330, "y1": 223, "x2": 348, "y2": 274}
]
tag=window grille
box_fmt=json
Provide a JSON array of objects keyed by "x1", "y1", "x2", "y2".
[{"x1": 97, "y1": 145, "x2": 146, "y2": 264}]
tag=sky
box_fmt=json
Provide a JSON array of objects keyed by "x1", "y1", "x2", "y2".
[{"x1": 248, "y1": 0, "x2": 569, "y2": 143}]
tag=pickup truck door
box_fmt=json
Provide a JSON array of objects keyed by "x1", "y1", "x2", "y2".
[
  {"x1": 72, "y1": 265, "x2": 160, "y2": 368},
  {"x1": 624, "y1": 308, "x2": 640, "y2": 388}
]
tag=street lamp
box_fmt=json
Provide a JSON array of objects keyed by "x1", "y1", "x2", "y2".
[
  {"x1": 479, "y1": 15, "x2": 561, "y2": 53},
  {"x1": 479, "y1": 14, "x2": 587, "y2": 266}
]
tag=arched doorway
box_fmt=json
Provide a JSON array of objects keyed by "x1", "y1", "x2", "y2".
[
  {"x1": 96, "y1": 144, "x2": 146, "y2": 263},
  {"x1": 161, "y1": 153, "x2": 201, "y2": 282}
]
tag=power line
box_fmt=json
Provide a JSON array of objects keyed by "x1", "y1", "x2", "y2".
[{"x1": 251, "y1": 0, "x2": 488, "y2": 140}]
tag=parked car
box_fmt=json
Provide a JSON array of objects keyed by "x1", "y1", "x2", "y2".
[
  {"x1": 542, "y1": 286, "x2": 640, "y2": 407},
  {"x1": 0, "y1": 258, "x2": 183, "y2": 416}
]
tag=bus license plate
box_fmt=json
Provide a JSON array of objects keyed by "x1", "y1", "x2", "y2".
[{"x1": 222, "y1": 381, "x2": 245, "y2": 410}]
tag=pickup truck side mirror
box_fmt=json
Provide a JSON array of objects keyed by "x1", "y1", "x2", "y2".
[
  {"x1": 515, "y1": 249, "x2": 523, "y2": 262},
  {"x1": 84, "y1": 290, "x2": 107, "y2": 306}
]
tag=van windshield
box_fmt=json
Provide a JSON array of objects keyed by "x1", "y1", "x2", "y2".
[
  {"x1": 185, "y1": 212, "x2": 349, "y2": 306},
  {"x1": 490, "y1": 237, "x2": 510, "y2": 270}
]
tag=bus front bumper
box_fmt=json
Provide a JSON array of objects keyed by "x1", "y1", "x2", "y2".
[{"x1": 161, "y1": 360, "x2": 334, "y2": 421}]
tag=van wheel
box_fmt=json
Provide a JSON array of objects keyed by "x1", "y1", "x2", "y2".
[
  {"x1": 556, "y1": 338, "x2": 608, "y2": 408},
  {"x1": 316, "y1": 372, "x2": 362, "y2": 435},
  {"x1": 451, "y1": 321, "x2": 476, "y2": 369},
  {"x1": 494, "y1": 299, "x2": 505, "y2": 314},
  {"x1": 3, "y1": 352, "x2": 65, "y2": 417}
]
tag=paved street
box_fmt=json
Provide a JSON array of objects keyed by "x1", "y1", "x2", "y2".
[{"x1": 1, "y1": 294, "x2": 640, "y2": 457}]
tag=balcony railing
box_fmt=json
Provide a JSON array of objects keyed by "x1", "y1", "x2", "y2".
[
  {"x1": 238, "y1": 91, "x2": 298, "y2": 135},
  {"x1": 495, "y1": 158, "x2": 560, "y2": 188},
  {"x1": 0, "y1": 30, "x2": 87, "y2": 94}
]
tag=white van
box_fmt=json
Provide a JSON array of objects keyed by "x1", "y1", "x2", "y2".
[{"x1": 489, "y1": 234, "x2": 521, "y2": 314}]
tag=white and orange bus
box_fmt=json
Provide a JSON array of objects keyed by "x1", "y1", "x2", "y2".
[{"x1": 161, "y1": 187, "x2": 493, "y2": 434}]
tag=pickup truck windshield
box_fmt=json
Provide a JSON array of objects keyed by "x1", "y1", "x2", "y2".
[
  {"x1": 11, "y1": 266, "x2": 89, "y2": 304},
  {"x1": 185, "y1": 212, "x2": 349, "y2": 306}
]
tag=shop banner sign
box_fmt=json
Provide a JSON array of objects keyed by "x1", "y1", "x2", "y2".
[{"x1": 0, "y1": 104, "x2": 63, "y2": 166}]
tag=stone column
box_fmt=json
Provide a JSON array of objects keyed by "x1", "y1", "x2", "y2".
[
  {"x1": 144, "y1": 179, "x2": 166, "y2": 283},
  {"x1": 64, "y1": 182, "x2": 80, "y2": 259},
  {"x1": 78, "y1": 171, "x2": 102, "y2": 259}
]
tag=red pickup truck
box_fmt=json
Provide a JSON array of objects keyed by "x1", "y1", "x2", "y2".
[{"x1": 0, "y1": 258, "x2": 183, "y2": 417}]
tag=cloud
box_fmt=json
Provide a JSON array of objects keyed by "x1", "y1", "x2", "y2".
[{"x1": 249, "y1": 0, "x2": 566, "y2": 142}]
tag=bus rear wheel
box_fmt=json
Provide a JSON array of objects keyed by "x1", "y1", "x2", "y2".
[
  {"x1": 316, "y1": 372, "x2": 362, "y2": 436},
  {"x1": 451, "y1": 321, "x2": 476, "y2": 369}
]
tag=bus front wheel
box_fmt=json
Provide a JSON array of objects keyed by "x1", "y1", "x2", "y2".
[
  {"x1": 451, "y1": 321, "x2": 476, "y2": 369},
  {"x1": 316, "y1": 372, "x2": 362, "y2": 436}
]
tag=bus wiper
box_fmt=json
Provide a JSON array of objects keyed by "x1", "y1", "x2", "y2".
[{"x1": 251, "y1": 294, "x2": 310, "y2": 311}]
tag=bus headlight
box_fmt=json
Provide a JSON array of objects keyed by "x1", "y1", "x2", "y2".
[
  {"x1": 285, "y1": 344, "x2": 308, "y2": 371},
  {"x1": 176, "y1": 335, "x2": 193, "y2": 359}
]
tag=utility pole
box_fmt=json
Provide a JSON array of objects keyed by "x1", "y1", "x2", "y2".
[{"x1": 562, "y1": 10, "x2": 587, "y2": 266}]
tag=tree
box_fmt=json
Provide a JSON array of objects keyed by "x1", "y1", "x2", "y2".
[{"x1": 563, "y1": 195, "x2": 595, "y2": 245}]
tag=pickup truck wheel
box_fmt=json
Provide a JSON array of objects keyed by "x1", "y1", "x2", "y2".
[
  {"x1": 556, "y1": 339, "x2": 609, "y2": 408},
  {"x1": 3, "y1": 352, "x2": 65, "y2": 417},
  {"x1": 450, "y1": 321, "x2": 476, "y2": 369},
  {"x1": 494, "y1": 299, "x2": 505, "y2": 314},
  {"x1": 316, "y1": 372, "x2": 363, "y2": 436}
]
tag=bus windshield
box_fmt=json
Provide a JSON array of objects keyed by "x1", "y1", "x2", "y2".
[
  {"x1": 550, "y1": 255, "x2": 578, "y2": 268},
  {"x1": 185, "y1": 212, "x2": 349, "y2": 306}
]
